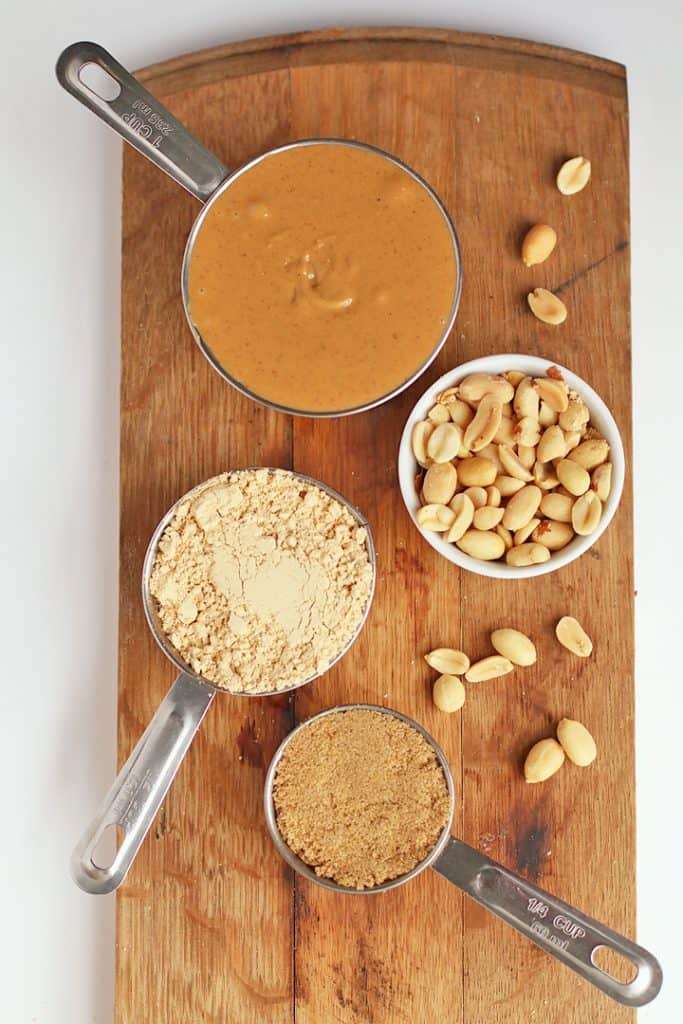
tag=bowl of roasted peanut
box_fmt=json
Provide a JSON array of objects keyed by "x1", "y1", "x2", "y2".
[{"x1": 398, "y1": 355, "x2": 624, "y2": 578}]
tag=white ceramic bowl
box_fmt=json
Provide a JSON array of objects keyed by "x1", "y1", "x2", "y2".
[{"x1": 398, "y1": 354, "x2": 625, "y2": 579}]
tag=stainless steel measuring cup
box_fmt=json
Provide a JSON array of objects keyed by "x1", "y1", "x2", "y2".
[
  {"x1": 264, "y1": 704, "x2": 662, "y2": 1008},
  {"x1": 56, "y1": 42, "x2": 462, "y2": 417},
  {"x1": 72, "y1": 472, "x2": 376, "y2": 895}
]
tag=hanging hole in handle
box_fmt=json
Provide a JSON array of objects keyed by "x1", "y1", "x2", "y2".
[
  {"x1": 90, "y1": 823, "x2": 125, "y2": 869},
  {"x1": 78, "y1": 62, "x2": 122, "y2": 102},
  {"x1": 591, "y1": 944, "x2": 639, "y2": 983}
]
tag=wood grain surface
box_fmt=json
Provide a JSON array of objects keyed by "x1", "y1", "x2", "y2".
[{"x1": 117, "y1": 26, "x2": 633, "y2": 1024}]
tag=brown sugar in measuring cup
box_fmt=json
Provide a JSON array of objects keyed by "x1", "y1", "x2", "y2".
[{"x1": 264, "y1": 705, "x2": 662, "y2": 1008}]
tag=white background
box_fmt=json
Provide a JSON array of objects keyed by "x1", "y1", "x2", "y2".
[{"x1": 2, "y1": 1, "x2": 681, "y2": 1021}]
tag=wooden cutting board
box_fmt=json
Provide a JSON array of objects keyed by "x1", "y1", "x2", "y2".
[{"x1": 117, "y1": 26, "x2": 633, "y2": 1024}]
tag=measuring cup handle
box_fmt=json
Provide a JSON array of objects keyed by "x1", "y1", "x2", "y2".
[
  {"x1": 71, "y1": 673, "x2": 215, "y2": 894},
  {"x1": 432, "y1": 836, "x2": 662, "y2": 1007},
  {"x1": 56, "y1": 41, "x2": 228, "y2": 202}
]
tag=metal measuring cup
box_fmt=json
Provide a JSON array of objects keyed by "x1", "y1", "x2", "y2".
[
  {"x1": 72, "y1": 472, "x2": 376, "y2": 895},
  {"x1": 56, "y1": 42, "x2": 463, "y2": 418},
  {"x1": 264, "y1": 704, "x2": 662, "y2": 1008}
]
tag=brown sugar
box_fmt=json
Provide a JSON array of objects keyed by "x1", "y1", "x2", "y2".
[{"x1": 273, "y1": 709, "x2": 451, "y2": 889}]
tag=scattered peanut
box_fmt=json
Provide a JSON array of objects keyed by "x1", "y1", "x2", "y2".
[
  {"x1": 524, "y1": 738, "x2": 565, "y2": 783},
  {"x1": 425, "y1": 648, "x2": 470, "y2": 675},
  {"x1": 555, "y1": 616, "x2": 593, "y2": 657},
  {"x1": 465, "y1": 655, "x2": 514, "y2": 682},
  {"x1": 528, "y1": 288, "x2": 567, "y2": 326},
  {"x1": 557, "y1": 718, "x2": 597, "y2": 766},
  {"x1": 490, "y1": 628, "x2": 537, "y2": 667},
  {"x1": 522, "y1": 223, "x2": 557, "y2": 267},
  {"x1": 433, "y1": 674, "x2": 466, "y2": 713},
  {"x1": 556, "y1": 156, "x2": 591, "y2": 196},
  {"x1": 410, "y1": 368, "x2": 614, "y2": 566}
]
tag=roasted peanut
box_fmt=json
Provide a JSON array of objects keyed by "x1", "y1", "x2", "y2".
[
  {"x1": 425, "y1": 648, "x2": 470, "y2": 675},
  {"x1": 502, "y1": 485, "x2": 542, "y2": 531},
  {"x1": 423, "y1": 462, "x2": 458, "y2": 505},
  {"x1": 458, "y1": 373, "x2": 514, "y2": 404},
  {"x1": 464, "y1": 394, "x2": 503, "y2": 452},
  {"x1": 524, "y1": 738, "x2": 565, "y2": 783},
  {"x1": 563, "y1": 429, "x2": 582, "y2": 452},
  {"x1": 436, "y1": 385, "x2": 459, "y2": 405},
  {"x1": 537, "y1": 425, "x2": 566, "y2": 464},
  {"x1": 522, "y1": 223, "x2": 557, "y2": 267},
  {"x1": 591, "y1": 463, "x2": 612, "y2": 502},
  {"x1": 556, "y1": 459, "x2": 590, "y2": 496},
  {"x1": 559, "y1": 393, "x2": 590, "y2": 432},
  {"x1": 427, "y1": 422, "x2": 463, "y2": 463},
  {"x1": 540, "y1": 492, "x2": 574, "y2": 522},
  {"x1": 496, "y1": 524, "x2": 514, "y2": 549},
  {"x1": 473, "y1": 505, "x2": 505, "y2": 531},
  {"x1": 555, "y1": 616, "x2": 593, "y2": 657},
  {"x1": 568, "y1": 438, "x2": 610, "y2": 470},
  {"x1": 533, "y1": 460, "x2": 559, "y2": 490},
  {"x1": 505, "y1": 542, "x2": 551, "y2": 567},
  {"x1": 498, "y1": 445, "x2": 534, "y2": 482},
  {"x1": 531, "y1": 519, "x2": 574, "y2": 550},
  {"x1": 427, "y1": 403, "x2": 451, "y2": 424},
  {"x1": 538, "y1": 399, "x2": 559, "y2": 427},
  {"x1": 517, "y1": 444, "x2": 537, "y2": 470},
  {"x1": 492, "y1": 416, "x2": 517, "y2": 446},
  {"x1": 485, "y1": 485, "x2": 501, "y2": 508},
  {"x1": 515, "y1": 416, "x2": 542, "y2": 448},
  {"x1": 490, "y1": 628, "x2": 537, "y2": 666},
  {"x1": 572, "y1": 490, "x2": 602, "y2": 535},
  {"x1": 495, "y1": 475, "x2": 526, "y2": 498},
  {"x1": 478, "y1": 444, "x2": 504, "y2": 474},
  {"x1": 514, "y1": 518, "x2": 540, "y2": 545},
  {"x1": 528, "y1": 288, "x2": 567, "y2": 325},
  {"x1": 445, "y1": 493, "x2": 475, "y2": 542},
  {"x1": 456, "y1": 530, "x2": 506, "y2": 561},
  {"x1": 514, "y1": 377, "x2": 540, "y2": 420},
  {"x1": 448, "y1": 398, "x2": 475, "y2": 429},
  {"x1": 534, "y1": 378, "x2": 569, "y2": 413},
  {"x1": 461, "y1": 486, "x2": 487, "y2": 510},
  {"x1": 556, "y1": 156, "x2": 591, "y2": 195},
  {"x1": 465, "y1": 655, "x2": 514, "y2": 682},
  {"x1": 557, "y1": 718, "x2": 597, "y2": 766},
  {"x1": 416, "y1": 503, "x2": 456, "y2": 532},
  {"x1": 504, "y1": 370, "x2": 526, "y2": 387},
  {"x1": 458, "y1": 456, "x2": 497, "y2": 488},
  {"x1": 412, "y1": 421, "x2": 434, "y2": 468},
  {"x1": 433, "y1": 674, "x2": 466, "y2": 713}
]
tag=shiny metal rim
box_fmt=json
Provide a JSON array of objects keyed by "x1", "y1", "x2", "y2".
[
  {"x1": 141, "y1": 469, "x2": 377, "y2": 697},
  {"x1": 180, "y1": 138, "x2": 463, "y2": 418},
  {"x1": 264, "y1": 703, "x2": 455, "y2": 893}
]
